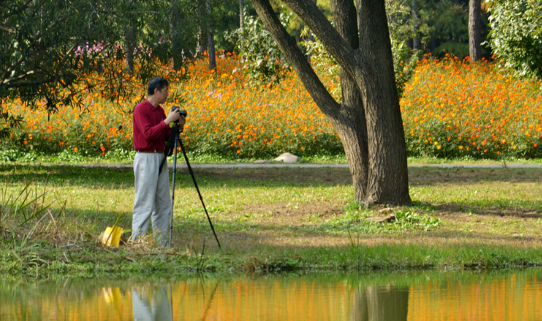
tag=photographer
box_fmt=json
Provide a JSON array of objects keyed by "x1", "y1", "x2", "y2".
[{"x1": 131, "y1": 77, "x2": 186, "y2": 245}]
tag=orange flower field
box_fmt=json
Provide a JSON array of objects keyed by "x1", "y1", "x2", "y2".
[
  {"x1": 402, "y1": 55, "x2": 542, "y2": 159},
  {"x1": 1, "y1": 53, "x2": 541, "y2": 160}
]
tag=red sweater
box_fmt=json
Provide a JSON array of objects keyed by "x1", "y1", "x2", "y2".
[{"x1": 133, "y1": 100, "x2": 171, "y2": 150}]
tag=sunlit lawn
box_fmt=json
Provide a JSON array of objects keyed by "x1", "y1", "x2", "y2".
[{"x1": 2, "y1": 164, "x2": 541, "y2": 250}]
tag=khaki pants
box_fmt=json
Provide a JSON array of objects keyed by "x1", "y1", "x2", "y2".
[{"x1": 132, "y1": 152, "x2": 171, "y2": 245}]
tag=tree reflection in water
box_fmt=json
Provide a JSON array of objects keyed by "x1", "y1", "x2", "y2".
[{"x1": 350, "y1": 286, "x2": 409, "y2": 321}]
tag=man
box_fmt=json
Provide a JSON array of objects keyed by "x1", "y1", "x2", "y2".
[{"x1": 132, "y1": 77, "x2": 185, "y2": 245}]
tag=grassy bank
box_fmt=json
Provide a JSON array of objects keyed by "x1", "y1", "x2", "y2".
[{"x1": 1, "y1": 164, "x2": 542, "y2": 277}]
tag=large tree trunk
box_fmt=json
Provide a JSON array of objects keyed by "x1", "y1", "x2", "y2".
[
  {"x1": 353, "y1": 0, "x2": 410, "y2": 204},
  {"x1": 468, "y1": 0, "x2": 482, "y2": 61},
  {"x1": 251, "y1": 0, "x2": 411, "y2": 204},
  {"x1": 330, "y1": 0, "x2": 369, "y2": 200}
]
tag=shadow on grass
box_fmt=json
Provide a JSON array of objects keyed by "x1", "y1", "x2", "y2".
[
  {"x1": 2, "y1": 164, "x2": 541, "y2": 188},
  {"x1": 0, "y1": 165, "x2": 352, "y2": 189},
  {"x1": 412, "y1": 201, "x2": 542, "y2": 218},
  {"x1": 408, "y1": 167, "x2": 542, "y2": 186}
]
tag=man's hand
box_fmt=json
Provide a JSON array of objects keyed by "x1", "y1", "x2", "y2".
[
  {"x1": 178, "y1": 115, "x2": 186, "y2": 134},
  {"x1": 178, "y1": 115, "x2": 186, "y2": 127},
  {"x1": 164, "y1": 109, "x2": 182, "y2": 125}
]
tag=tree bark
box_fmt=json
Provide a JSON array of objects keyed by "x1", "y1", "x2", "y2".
[
  {"x1": 468, "y1": 0, "x2": 482, "y2": 61},
  {"x1": 251, "y1": 0, "x2": 411, "y2": 204}
]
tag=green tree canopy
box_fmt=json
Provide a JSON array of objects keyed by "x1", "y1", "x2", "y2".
[{"x1": 488, "y1": 0, "x2": 542, "y2": 79}]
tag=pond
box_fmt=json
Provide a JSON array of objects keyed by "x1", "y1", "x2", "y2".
[{"x1": 1, "y1": 269, "x2": 541, "y2": 320}]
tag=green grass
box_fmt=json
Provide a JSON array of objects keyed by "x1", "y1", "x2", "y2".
[{"x1": 1, "y1": 164, "x2": 542, "y2": 277}]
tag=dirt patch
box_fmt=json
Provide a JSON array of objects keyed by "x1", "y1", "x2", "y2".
[
  {"x1": 238, "y1": 200, "x2": 345, "y2": 221},
  {"x1": 428, "y1": 202, "x2": 542, "y2": 220}
]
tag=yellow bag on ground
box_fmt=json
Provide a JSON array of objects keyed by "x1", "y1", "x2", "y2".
[{"x1": 102, "y1": 226, "x2": 123, "y2": 247}]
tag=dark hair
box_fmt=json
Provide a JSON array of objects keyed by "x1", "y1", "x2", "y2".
[{"x1": 147, "y1": 77, "x2": 169, "y2": 96}]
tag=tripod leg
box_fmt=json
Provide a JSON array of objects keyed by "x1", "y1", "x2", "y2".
[
  {"x1": 169, "y1": 135, "x2": 179, "y2": 248},
  {"x1": 177, "y1": 138, "x2": 221, "y2": 249}
]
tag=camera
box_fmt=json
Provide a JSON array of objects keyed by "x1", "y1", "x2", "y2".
[{"x1": 171, "y1": 106, "x2": 187, "y2": 118}]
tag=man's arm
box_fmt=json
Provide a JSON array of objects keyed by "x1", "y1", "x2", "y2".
[{"x1": 134, "y1": 107, "x2": 170, "y2": 142}]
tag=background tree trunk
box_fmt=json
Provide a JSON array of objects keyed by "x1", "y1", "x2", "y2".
[
  {"x1": 170, "y1": 1, "x2": 184, "y2": 71},
  {"x1": 206, "y1": 0, "x2": 216, "y2": 71},
  {"x1": 124, "y1": 25, "x2": 136, "y2": 74},
  {"x1": 197, "y1": 27, "x2": 207, "y2": 56},
  {"x1": 208, "y1": 32, "x2": 217, "y2": 71},
  {"x1": 468, "y1": 0, "x2": 482, "y2": 61},
  {"x1": 240, "y1": 0, "x2": 244, "y2": 32},
  {"x1": 412, "y1": 0, "x2": 420, "y2": 50}
]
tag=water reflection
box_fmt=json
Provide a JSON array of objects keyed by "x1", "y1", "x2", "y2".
[
  {"x1": 1, "y1": 269, "x2": 541, "y2": 320},
  {"x1": 132, "y1": 284, "x2": 172, "y2": 321},
  {"x1": 350, "y1": 286, "x2": 409, "y2": 321}
]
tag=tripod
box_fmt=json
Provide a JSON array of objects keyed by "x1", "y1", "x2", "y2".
[{"x1": 161, "y1": 122, "x2": 221, "y2": 249}]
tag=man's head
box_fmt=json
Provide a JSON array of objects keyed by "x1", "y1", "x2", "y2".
[{"x1": 147, "y1": 77, "x2": 169, "y2": 106}]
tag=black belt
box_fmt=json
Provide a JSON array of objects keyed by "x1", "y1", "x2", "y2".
[{"x1": 137, "y1": 149, "x2": 164, "y2": 153}]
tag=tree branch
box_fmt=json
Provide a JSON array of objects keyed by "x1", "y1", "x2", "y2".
[
  {"x1": 1, "y1": 55, "x2": 26, "y2": 85},
  {"x1": 1, "y1": 70, "x2": 37, "y2": 86},
  {"x1": 278, "y1": 0, "x2": 367, "y2": 83},
  {"x1": 250, "y1": 0, "x2": 341, "y2": 116},
  {"x1": 330, "y1": 0, "x2": 359, "y2": 49},
  {"x1": 0, "y1": 25, "x2": 15, "y2": 33},
  {"x1": 2, "y1": 78, "x2": 53, "y2": 89}
]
